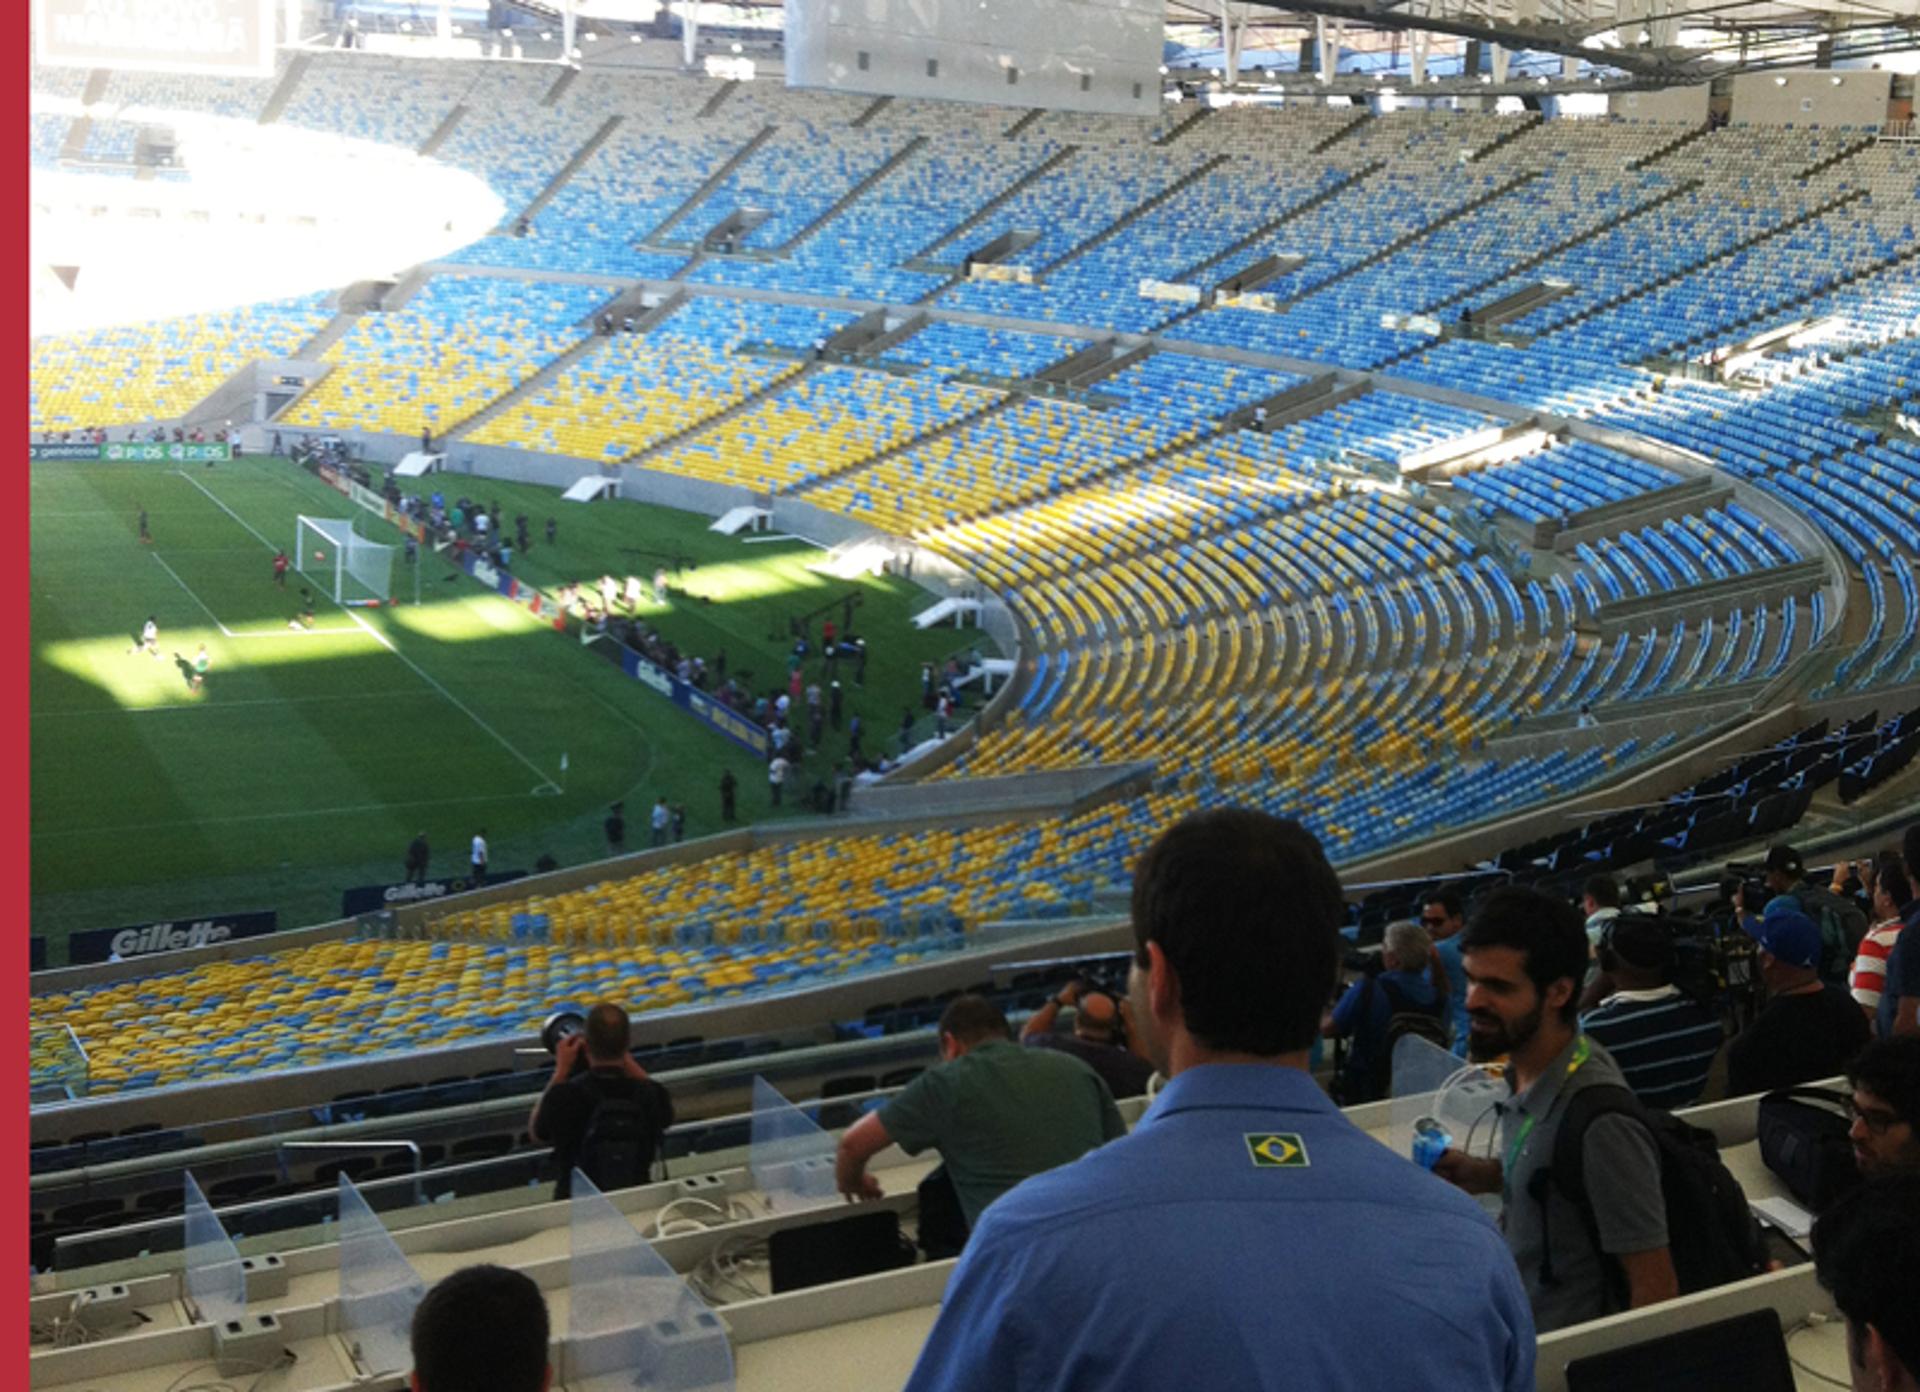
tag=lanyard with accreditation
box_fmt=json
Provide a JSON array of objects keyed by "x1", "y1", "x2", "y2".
[{"x1": 1502, "y1": 1036, "x2": 1592, "y2": 1177}]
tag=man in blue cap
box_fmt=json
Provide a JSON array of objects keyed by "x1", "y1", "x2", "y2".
[{"x1": 1727, "y1": 900, "x2": 1872, "y2": 1097}]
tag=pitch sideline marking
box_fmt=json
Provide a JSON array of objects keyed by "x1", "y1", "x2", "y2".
[
  {"x1": 30, "y1": 788, "x2": 527, "y2": 839},
  {"x1": 172, "y1": 468, "x2": 564, "y2": 796},
  {"x1": 149, "y1": 553, "x2": 236, "y2": 638}
]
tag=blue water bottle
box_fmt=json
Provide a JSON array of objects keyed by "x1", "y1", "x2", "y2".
[{"x1": 1412, "y1": 1117, "x2": 1452, "y2": 1171}]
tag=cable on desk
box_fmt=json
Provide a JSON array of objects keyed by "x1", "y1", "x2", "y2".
[
  {"x1": 649, "y1": 1195, "x2": 759, "y2": 1239},
  {"x1": 1786, "y1": 1313, "x2": 1851, "y2": 1390}
]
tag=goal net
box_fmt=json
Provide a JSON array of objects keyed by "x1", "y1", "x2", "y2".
[{"x1": 296, "y1": 516, "x2": 393, "y2": 607}]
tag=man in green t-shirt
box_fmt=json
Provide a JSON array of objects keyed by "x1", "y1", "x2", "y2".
[{"x1": 834, "y1": 995, "x2": 1125, "y2": 1232}]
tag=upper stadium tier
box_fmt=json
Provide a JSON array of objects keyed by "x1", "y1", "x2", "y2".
[{"x1": 27, "y1": 55, "x2": 1920, "y2": 1093}]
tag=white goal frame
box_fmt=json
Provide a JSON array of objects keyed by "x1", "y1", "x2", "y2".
[{"x1": 296, "y1": 515, "x2": 393, "y2": 607}]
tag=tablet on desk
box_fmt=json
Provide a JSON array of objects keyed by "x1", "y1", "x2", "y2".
[{"x1": 1564, "y1": 1307, "x2": 1797, "y2": 1392}]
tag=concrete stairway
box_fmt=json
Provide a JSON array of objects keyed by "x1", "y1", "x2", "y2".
[
  {"x1": 59, "y1": 116, "x2": 92, "y2": 161},
  {"x1": 698, "y1": 81, "x2": 741, "y2": 119},
  {"x1": 1628, "y1": 122, "x2": 1713, "y2": 172},
  {"x1": 1311, "y1": 110, "x2": 1374, "y2": 154},
  {"x1": 1797, "y1": 134, "x2": 1880, "y2": 180},
  {"x1": 621, "y1": 362, "x2": 815, "y2": 468},
  {"x1": 1274, "y1": 171, "x2": 1542, "y2": 310},
  {"x1": 418, "y1": 104, "x2": 467, "y2": 157},
  {"x1": 1154, "y1": 106, "x2": 1214, "y2": 147},
  {"x1": 851, "y1": 95, "x2": 893, "y2": 129},
  {"x1": 257, "y1": 53, "x2": 313, "y2": 124},
  {"x1": 913, "y1": 146, "x2": 1081, "y2": 263},
  {"x1": 500, "y1": 115, "x2": 624, "y2": 233},
  {"x1": 293, "y1": 312, "x2": 361, "y2": 361},
  {"x1": 448, "y1": 335, "x2": 604, "y2": 441},
  {"x1": 1041, "y1": 154, "x2": 1234, "y2": 277},
  {"x1": 643, "y1": 125, "x2": 778, "y2": 245},
  {"x1": 780, "y1": 136, "x2": 928, "y2": 252},
  {"x1": 1003, "y1": 108, "x2": 1046, "y2": 139},
  {"x1": 1425, "y1": 179, "x2": 1704, "y2": 314},
  {"x1": 1551, "y1": 188, "x2": 1870, "y2": 334},
  {"x1": 945, "y1": 422, "x2": 1229, "y2": 530},
  {"x1": 542, "y1": 66, "x2": 579, "y2": 108},
  {"x1": 1172, "y1": 160, "x2": 1386, "y2": 285},
  {"x1": 1667, "y1": 241, "x2": 1920, "y2": 358},
  {"x1": 1468, "y1": 112, "x2": 1545, "y2": 163},
  {"x1": 82, "y1": 69, "x2": 111, "y2": 105},
  {"x1": 786, "y1": 393, "x2": 1018, "y2": 497}
]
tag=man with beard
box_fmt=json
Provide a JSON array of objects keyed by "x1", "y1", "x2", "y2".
[
  {"x1": 898, "y1": 809, "x2": 1534, "y2": 1392},
  {"x1": 1848, "y1": 1036, "x2": 1920, "y2": 1180},
  {"x1": 1434, "y1": 885, "x2": 1677, "y2": 1332}
]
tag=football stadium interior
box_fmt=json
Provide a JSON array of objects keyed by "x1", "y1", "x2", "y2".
[{"x1": 25, "y1": 0, "x2": 1920, "y2": 1387}]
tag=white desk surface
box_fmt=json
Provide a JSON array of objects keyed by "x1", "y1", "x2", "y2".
[
  {"x1": 37, "y1": 1335, "x2": 357, "y2": 1392},
  {"x1": 735, "y1": 1305, "x2": 942, "y2": 1392},
  {"x1": 1784, "y1": 1318, "x2": 1851, "y2": 1390}
]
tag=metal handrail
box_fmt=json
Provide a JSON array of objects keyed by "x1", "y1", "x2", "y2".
[{"x1": 278, "y1": 1139, "x2": 424, "y2": 1207}]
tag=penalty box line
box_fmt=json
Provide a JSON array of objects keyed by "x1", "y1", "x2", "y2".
[
  {"x1": 149, "y1": 552, "x2": 356, "y2": 638},
  {"x1": 170, "y1": 468, "x2": 563, "y2": 796}
]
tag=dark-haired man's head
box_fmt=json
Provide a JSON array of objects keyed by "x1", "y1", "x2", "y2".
[
  {"x1": 410, "y1": 1264, "x2": 551, "y2": 1392},
  {"x1": 1597, "y1": 915, "x2": 1674, "y2": 992},
  {"x1": 1128, "y1": 808, "x2": 1344, "y2": 1077},
  {"x1": 1849, "y1": 1037, "x2": 1920, "y2": 1179},
  {"x1": 1459, "y1": 886, "x2": 1588, "y2": 1064},
  {"x1": 1764, "y1": 844, "x2": 1806, "y2": 896},
  {"x1": 583, "y1": 1002, "x2": 631, "y2": 1065},
  {"x1": 937, "y1": 994, "x2": 1011, "y2": 1061},
  {"x1": 1581, "y1": 874, "x2": 1622, "y2": 916},
  {"x1": 1420, "y1": 886, "x2": 1466, "y2": 941},
  {"x1": 1811, "y1": 1176, "x2": 1920, "y2": 1392}
]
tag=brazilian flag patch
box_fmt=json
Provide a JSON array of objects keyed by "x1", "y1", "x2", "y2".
[{"x1": 1245, "y1": 1133, "x2": 1310, "y2": 1168}]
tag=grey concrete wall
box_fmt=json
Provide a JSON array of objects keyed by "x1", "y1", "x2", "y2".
[
  {"x1": 1609, "y1": 86, "x2": 1710, "y2": 125},
  {"x1": 1483, "y1": 695, "x2": 1762, "y2": 761},
  {"x1": 851, "y1": 762, "x2": 1153, "y2": 820},
  {"x1": 1730, "y1": 70, "x2": 1892, "y2": 129}
]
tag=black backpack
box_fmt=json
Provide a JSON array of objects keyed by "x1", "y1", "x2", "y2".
[
  {"x1": 1379, "y1": 978, "x2": 1451, "y2": 1065},
  {"x1": 1336, "y1": 977, "x2": 1450, "y2": 1103},
  {"x1": 1535, "y1": 1083, "x2": 1766, "y2": 1302},
  {"x1": 1789, "y1": 885, "x2": 1869, "y2": 987},
  {"x1": 1757, "y1": 1086, "x2": 1863, "y2": 1213},
  {"x1": 575, "y1": 1079, "x2": 663, "y2": 1192}
]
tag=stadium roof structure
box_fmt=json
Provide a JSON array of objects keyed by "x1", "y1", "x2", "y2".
[
  {"x1": 1168, "y1": 0, "x2": 1920, "y2": 93},
  {"x1": 514, "y1": 0, "x2": 1914, "y2": 97}
]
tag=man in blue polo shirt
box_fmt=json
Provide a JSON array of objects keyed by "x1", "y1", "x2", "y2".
[{"x1": 900, "y1": 809, "x2": 1534, "y2": 1392}]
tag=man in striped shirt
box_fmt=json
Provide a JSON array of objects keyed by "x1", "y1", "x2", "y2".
[
  {"x1": 1852, "y1": 858, "x2": 1911, "y2": 1023},
  {"x1": 1579, "y1": 915, "x2": 1724, "y2": 1110}
]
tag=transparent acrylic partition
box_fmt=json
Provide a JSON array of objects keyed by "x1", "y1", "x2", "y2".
[
  {"x1": 28, "y1": 1024, "x2": 90, "y2": 1102},
  {"x1": 182, "y1": 1172, "x2": 245, "y2": 1328},
  {"x1": 567, "y1": 1171, "x2": 734, "y2": 1392},
  {"x1": 747, "y1": 1076, "x2": 837, "y2": 1214},
  {"x1": 337, "y1": 1174, "x2": 426, "y2": 1377},
  {"x1": 1388, "y1": 1035, "x2": 1506, "y2": 1171}
]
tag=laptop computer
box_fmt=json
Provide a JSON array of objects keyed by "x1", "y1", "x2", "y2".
[
  {"x1": 1564, "y1": 1308, "x2": 1797, "y2": 1392},
  {"x1": 766, "y1": 1209, "x2": 913, "y2": 1295}
]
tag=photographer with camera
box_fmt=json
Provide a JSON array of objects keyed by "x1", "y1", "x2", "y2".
[
  {"x1": 1019, "y1": 977, "x2": 1155, "y2": 1100},
  {"x1": 528, "y1": 1003, "x2": 674, "y2": 1200},
  {"x1": 1727, "y1": 902, "x2": 1871, "y2": 1098}
]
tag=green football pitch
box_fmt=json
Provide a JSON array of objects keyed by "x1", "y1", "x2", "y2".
[{"x1": 29, "y1": 456, "x2": 978, "y2": 959}]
